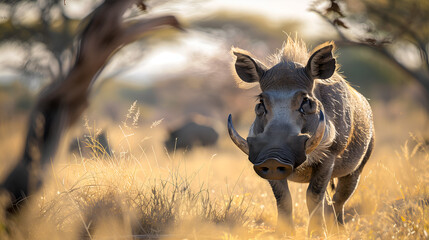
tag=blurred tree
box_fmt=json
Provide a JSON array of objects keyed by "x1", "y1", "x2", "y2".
[
  {"x1": 0, "y1": 0, "x2": 160, "y2": 85},
  {"x1": 311, "y1": 0, "x2": 429, "y2": 106},
  {"x1": 0, "y1": 0, "x2": 181, "y2": 214},
  {"x1": 0, "y1": 0, "x2": 88, "y2": 82}
]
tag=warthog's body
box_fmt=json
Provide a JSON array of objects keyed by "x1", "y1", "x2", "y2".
[
  {"x1": 228, "y1": 38, "x2": 374, "y2": 235},
  {"x1": 165, "y1": 121, "x2": 219, "y2": 151}
]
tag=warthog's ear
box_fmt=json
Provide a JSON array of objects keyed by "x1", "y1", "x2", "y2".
[
  {"x1": 306, "y1": 43, "x2": 336, "y2": 80},
  {"x1": 232, "y1": 48, "x2": 268, "y2": 83}
]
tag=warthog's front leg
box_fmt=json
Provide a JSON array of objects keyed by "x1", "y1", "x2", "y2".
[
  {"x1": 269, "y1": 179, "x2": 295, "y2": 235},
  {"x1": 306, "y1": 157, "x2": 334, "y2": 236}
]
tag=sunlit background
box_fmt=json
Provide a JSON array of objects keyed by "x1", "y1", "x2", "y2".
[{"x1": 0, "y1": 0, "x2": 428, "y2": 239}]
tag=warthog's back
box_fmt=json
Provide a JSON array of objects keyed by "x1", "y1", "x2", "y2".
[
  {"x1": 289, "y1": 74, "x2": 374, "y2": 182},
  {"x1": 319, "y1": 76, "x2": 374, "y2": 177}
]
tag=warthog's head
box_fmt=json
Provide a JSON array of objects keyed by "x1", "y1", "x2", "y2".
[{"x1": 228, "y1": 41, "x2": 335, "y2": 180}]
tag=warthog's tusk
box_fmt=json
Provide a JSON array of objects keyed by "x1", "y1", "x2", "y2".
[
  {"x1": 305, "y1": 110, "x2": 326, "y2": 154},
  {"x1": 227, "y1": 114, "x2": 249, "y2": 155}
]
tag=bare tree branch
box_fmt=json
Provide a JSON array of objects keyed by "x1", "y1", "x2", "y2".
[
  {"x1": 365, "y1": 3, "x2": 429, "y2": 71},
  {"x1": 310, "y1": 5, "x2": 429, "y2": 97}
]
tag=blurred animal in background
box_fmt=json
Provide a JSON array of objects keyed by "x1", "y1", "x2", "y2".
[
  {"x1": 69, "y1": 131, "x2": 112, "y2": 159},
  {"x1": 228, "y1": 37, "x2": 374, "y2": 236},
  {"x1": 165, "y1": 121, "x2": 219, "y2": 152}
]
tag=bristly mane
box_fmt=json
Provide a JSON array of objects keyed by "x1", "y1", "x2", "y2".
[
  {"x1": 269, "y1": 36, "x2": 337, "y2": 67},
  {"x1": 231, "y1": 36, "x2": 339, "y2": 89},
  {"x1": 269, "y1": 36, "x2": 341, "y2": 86},
  {"x1": 268, "y1": 36, "x2": 310, "y2": 66}
]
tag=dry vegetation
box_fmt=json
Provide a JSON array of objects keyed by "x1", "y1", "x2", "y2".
[{"x1": 0, "y1": 98, "x2": 428, "y2": 240}]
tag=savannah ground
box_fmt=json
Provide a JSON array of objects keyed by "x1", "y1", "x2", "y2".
[{"x1": 0, "y1": 89, "x2": 428, "y2": 239}]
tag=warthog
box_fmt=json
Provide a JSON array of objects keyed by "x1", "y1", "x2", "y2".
[
  {"x1": 228, "y1": 38, "x2": 374, "y2": 235},
  {"x1": 165, "y1": 121, "x2": 219, "y2": 151}
]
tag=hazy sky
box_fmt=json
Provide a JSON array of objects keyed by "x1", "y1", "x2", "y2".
[
  {"x1": 195, "y1": 0, "x2": 321, "y2": 29},
  {"x1": 115, "y1": 0, "x2": 328, "y2": 83},
  {"x1": 0, "y1": 0, "x2": 329, "y2": 85}
]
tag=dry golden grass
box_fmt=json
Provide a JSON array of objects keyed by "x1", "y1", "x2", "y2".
[{"x1": 0, "y1": 100, "x2": 428, "y2": 240}]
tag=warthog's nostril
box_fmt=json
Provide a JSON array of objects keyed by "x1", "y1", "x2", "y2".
[{"x1": 253, "y1": 158, "x2": 293, "y2": 180}]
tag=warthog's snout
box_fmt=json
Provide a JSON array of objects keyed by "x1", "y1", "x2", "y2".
[{"x1": 253, "y1": 158, "x2": 293, "y2": 180}]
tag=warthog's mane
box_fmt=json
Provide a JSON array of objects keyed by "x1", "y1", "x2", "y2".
[
  {"x1": 270, "y1": 36, "x2": 338, "y2": 70},
  {"x1": 269, "y1": 36, "x2": 310, "y2": 66},
  {"x1": 232, "y1": 36, "x2": 339, "y2": 89}
]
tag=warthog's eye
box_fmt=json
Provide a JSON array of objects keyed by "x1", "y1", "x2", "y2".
[
  {"x1": 255, "y1": 99, "x2": 267, "y2": 116},
  {"x1": 299, "y1": 97, "x2": 310, "y2": 114}
]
